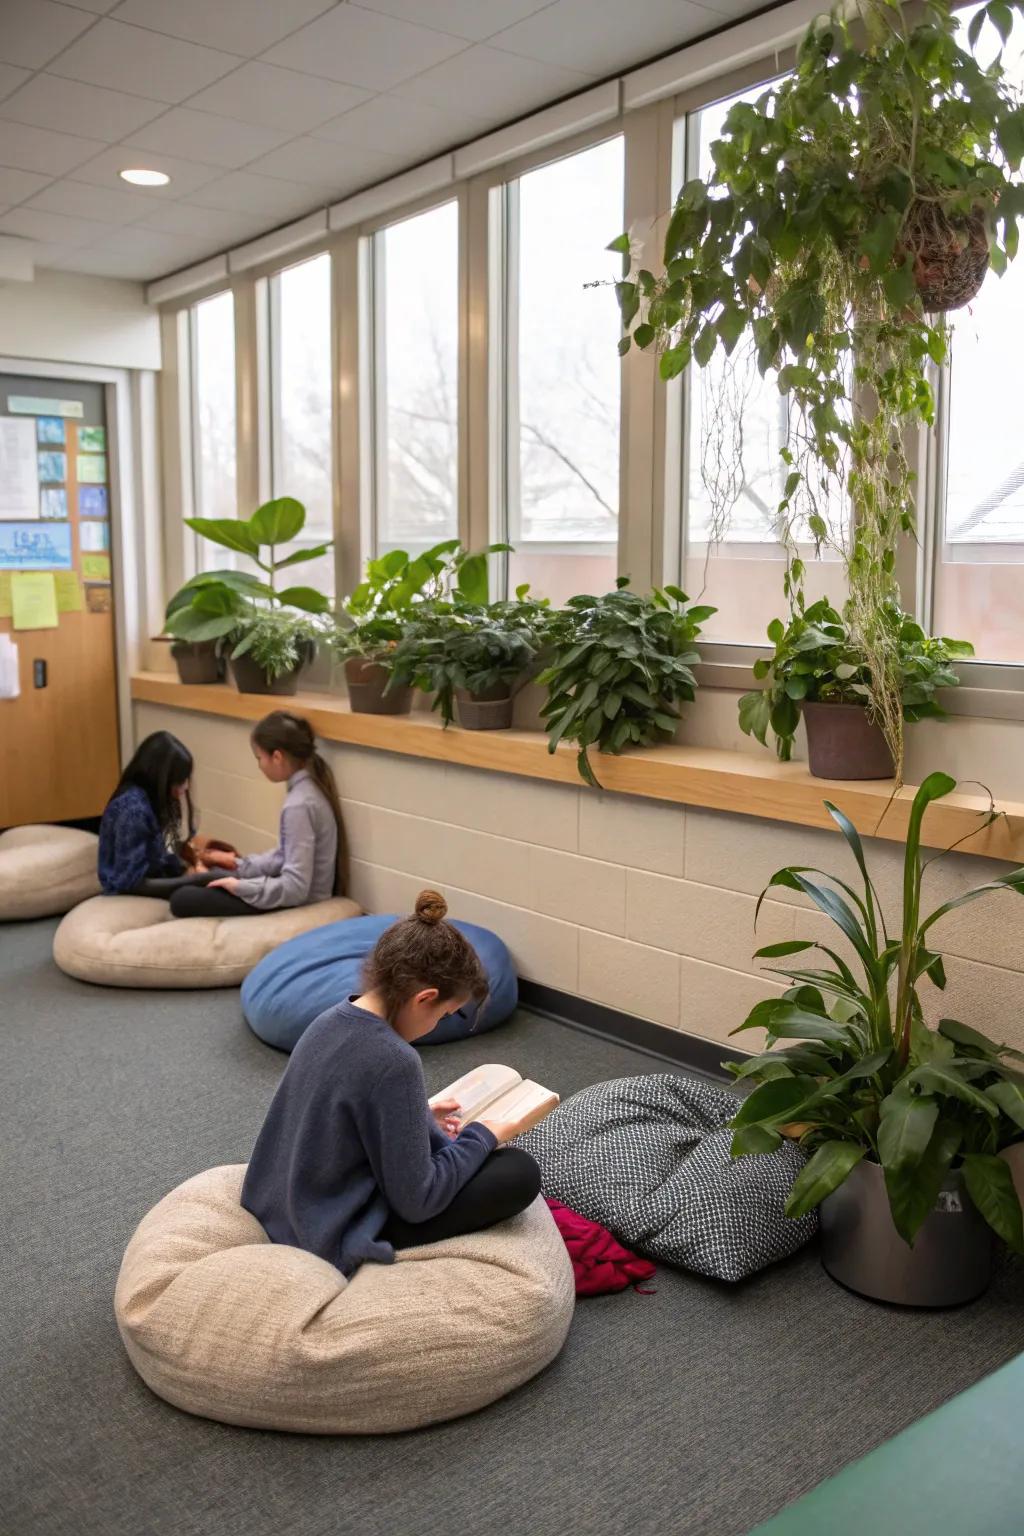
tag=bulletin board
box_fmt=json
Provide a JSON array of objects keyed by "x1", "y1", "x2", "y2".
[{"x1": 0, "y1": 374, "x2": 120, "y2": 826}]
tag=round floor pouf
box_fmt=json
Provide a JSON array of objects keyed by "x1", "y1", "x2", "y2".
[
  {"x1": 0, "y1": 825, "x2": 100, "y2": 921},
  {"x1": 53, "y1": 894, "x2": 362, "y2": 988},
  {"x1": 115, "y1": 1165, "x2": 575, "y2": 1434},
  {"x1": 241, "y1": 913, "x2": 518, "y2": 1051}
]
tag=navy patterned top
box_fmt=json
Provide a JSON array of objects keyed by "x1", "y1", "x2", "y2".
[{"x1": 97, "y1": 785, "x2": 185, "y2": 894}]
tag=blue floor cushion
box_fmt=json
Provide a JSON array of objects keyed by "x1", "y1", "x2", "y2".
[{"x1": 242, "y1": 914, "x2": 518, "y2": 1051}]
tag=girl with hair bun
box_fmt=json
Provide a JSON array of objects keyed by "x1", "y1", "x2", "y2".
[
  {"x1": 169, "y1": 710, "x2": 348, "y2": 919},
  {"x1": 241, "y1": 889, "x2": 541, "y2": 1274}
]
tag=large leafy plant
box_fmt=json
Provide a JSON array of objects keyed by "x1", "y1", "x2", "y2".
[
  {"x1": 613, "y1": 0, "x2": 1024, "y2": 782},
  {"x1": 538, "y1": 579, "x2": 714, "y2": 786},
  {"x1": 728, "y1": 772, "x2": 1024, "y2": 1251},
  {"x1": 739, "y1": 598, "x2": 973, "y2": 759},
  {"x1": 389, "y1": 590, "x2": 549, "y2": 725}
]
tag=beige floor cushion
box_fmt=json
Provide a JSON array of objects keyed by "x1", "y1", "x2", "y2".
[
  {"x1": 53, "y1": 894, "x2": 361, "y2": 988},
  {"x1": 115, "y1": 1164, "x2": 575, "y2": 1434},
  {"x1": 0, "y1": 825, "x2": 101, "y2": 921}
]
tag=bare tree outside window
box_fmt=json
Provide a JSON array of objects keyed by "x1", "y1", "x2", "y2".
[
  {"x1": 193, "y1": 291, "x2": 237, "y2": 559},
  {"x1": 271, "y1": 252, "x2": 333, "y2": 596}
]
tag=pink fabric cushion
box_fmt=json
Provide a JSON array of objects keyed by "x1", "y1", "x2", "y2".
[{"x1": 545, "y1": 1198, "x2": 656, "y2": 1297}]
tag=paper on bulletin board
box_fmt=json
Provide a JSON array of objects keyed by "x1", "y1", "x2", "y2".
[
  {"x1": 85, "y1": 583, "x2": 111, "y2": 614},
  {"x1": 0, "y1": 417, "x2": 39, "y2": 520},
  {"x1": 79, "y1": 520, "x2": 108, "y2": 552},
  {"x1": 77, "y1": 455, "x2": 106, "y2": 484},
  {"x1": 55, "y1": 570, "x2": 83, "y2": 613},
  {"x1": 78, "y1": 485, "x2": 108, "y2": 518},
  {"x1": 38, "y1": 450, "x2": 66, "y2": 483},
  {"x1": 0, "y1": 571, "x2": 11, "y2": 617},
  {"x1": 0, "y1": 521, "x2": 72, "y2": 570},
  {"x1": 11, "y1": 571, "x2": 58, "y2": 630},
  {"x1": 8, "y1": 396, "x2": 83, "y2": 418},
  {"x1": 82, "y1": 553, "x2": 110, "y2": 581},
  {"x1": 40, "y1": 487, "x2": 68, "y2": 520},
  {"x1": 37, "y1": 417, "x2": 65, "y2": 446},
  {"x1": 79, "y1": 426, "x2": 106, "y2": 453}
]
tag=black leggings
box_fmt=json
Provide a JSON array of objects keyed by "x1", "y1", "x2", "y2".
[
  {"x1": 169, "y1": 884, "x2": 259, "y2": 918},
  {"x1": 382, "y1": 1147, "x2": 542, "y2": 1250},
  {"x1": 130, "y1": 871, "x2": 219, "y2": 899}
]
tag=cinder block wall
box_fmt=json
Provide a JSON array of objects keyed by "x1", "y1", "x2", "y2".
[{"x1": 135, "y1": 702, "x2": 1024, "y2": 1055}]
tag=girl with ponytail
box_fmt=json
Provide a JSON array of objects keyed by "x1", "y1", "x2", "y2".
[{"x1": 169, "y1": 710, "x2": 348, "y2": 919}]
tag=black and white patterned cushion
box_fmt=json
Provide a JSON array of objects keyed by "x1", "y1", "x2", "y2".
[{"x1": 514, "y1": 1074, "x2": 817, "y2": 1282}]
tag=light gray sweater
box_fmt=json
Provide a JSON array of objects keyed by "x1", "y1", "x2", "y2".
[{"x1": 234, "y1": 769, "x2": 337, "y2": 911}]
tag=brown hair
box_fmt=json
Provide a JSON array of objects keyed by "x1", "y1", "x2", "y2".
[
  {"x1": 363, "y1": 889, "x2": 488, "y2": 1023},
  {"x1": 250, "y1": 711, "x2": 349, "y2": 895}
]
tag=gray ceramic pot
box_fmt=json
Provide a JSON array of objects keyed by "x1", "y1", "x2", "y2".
[
  {"x1": 802, "y1": 701, "x2": 894, "y2": 780},
  {"x1": 454, "y1": 687, "x2": 514, "y2": 731},
  {"x1": 229, "y1": 653, "x2": 304, "y2": 696},
  {"x1": 819, "y1": 1158, "x2": 993, "y2": 1307},
  {"x1": 344, "y1": 657, "x2": 412, "y2": 716}
]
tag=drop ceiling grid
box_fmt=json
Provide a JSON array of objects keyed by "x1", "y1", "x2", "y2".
[{"x1": 0, "y1": 0, "x2": 755, "y2": 281}]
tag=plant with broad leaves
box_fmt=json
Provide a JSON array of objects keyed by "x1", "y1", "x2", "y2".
[
  {"x1": 727, "y1": 771, "x2": 1024, "y2": 1251},
  {"x1": 738, "y1": 597, "x2": 973, "y2": 759},
  {"x1": 538, "y1": 578, "x2": 715, "y2": 786}
]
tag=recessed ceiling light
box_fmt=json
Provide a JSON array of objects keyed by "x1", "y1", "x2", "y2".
[{"x1": 120, "y1": 167, "x2": 171, "y2": 187}]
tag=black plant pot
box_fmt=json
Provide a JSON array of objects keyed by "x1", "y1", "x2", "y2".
[
  {"x1": 171, "y1": 640, "x2": 223, "y2": 686},
  {"x1": 802, "y1": 701, "x2": 894, "y2": 780},
  {"x1": 229, "y1": 652, "x2": 306, "y2": 696}
]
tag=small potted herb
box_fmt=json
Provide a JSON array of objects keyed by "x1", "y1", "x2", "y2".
[
  {"x1": 227, "y1": 609, "x2": 325, "y2": 696},
  {"x1": 738, "y1": 599, "x2": 972, "y2": 778},
  {"x1": 728, "y1": 772, "x2": 1024, "y2": 1306},
  {"x1": 538, "y1": 579, "x2": 715, "y2": 786}
]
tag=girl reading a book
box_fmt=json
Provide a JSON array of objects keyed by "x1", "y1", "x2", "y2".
[{"x1": 241, "y1": 890, "x2": 542, "y2": 1274}]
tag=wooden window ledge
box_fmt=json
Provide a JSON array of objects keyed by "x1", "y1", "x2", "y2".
[{"x1": 131, "y1": 673, "x2": 1024, "y2": 864}]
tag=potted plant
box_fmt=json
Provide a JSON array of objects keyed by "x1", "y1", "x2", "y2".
[
  {"x1": 738, "y1": 598, "x2": 973, "y2": 778},
  {"x1": 538, "y1": 579, "x2": 715, "y2": 786},
  {"x1": 728, "y1": 771, "x2": 1024, "y2": 1305},
  {"x1": 612, "y1": 0, "x2": 1024, "y2": 783},
  {"x1": 163, "y1": 498, "x2": 331, "y2": 693}
]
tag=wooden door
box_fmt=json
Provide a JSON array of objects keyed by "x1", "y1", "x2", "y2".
[{"x1": 0, "y1": 375, "x2": 120, "y2": 826}]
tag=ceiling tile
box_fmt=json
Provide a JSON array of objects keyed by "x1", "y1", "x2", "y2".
[
  {"x1": 185, "y1": 61, "x2": 372, "y2": 134},
  {"x1": 0, "y1": 120, "x2": 106, "y2": 177},
  {"x1": 109, "y1": 0, "x2": 338, "y2": 57},
  {"x1": 51, "y1": 224, "x2": 216, "y2": 278},
  {"x1": 491, "y1": 0, "x2": 717, "y2": 74},
  {"x1": 68, "y1": 145, "x2": 224, "y2": 199},
  {"x1": 47, "y1": 19, "x2": 241, "y2": 103},
  {"x1": 0, "y1": 62, "x2": 31, "y2": 102},
  {"x1": 355, "y1": 0, "x2": 555, "y2": 42},
  {"x1": 263, "y1": 5, "x2": 467, "y2": 91},
  {"x1": 0, "y1": 1, "x2": 95, "y2": 70},
  {"x1": 0, "y1": 71, "x2": 166, "y2": 140},
  {"x1": 244, "y1": 135, "x2": 400, "y2": 188},
  {"x1": 183, "y1": 169, "x2": 330, "y2": 217},
  {"x1": 0, "y1": 165, "x2": 51, "y2": 205},
  {"x1": 312, "y1": 91, "x2": 489, "y2": 157},
  {"x1": 0, "y1": 205, "x2": 112, "y2": 247},
  {"x1": 26, "y1": 176, "x2": 153, "y2": 225},
  {"x1": 394, "y1": 43, "x2": 593, "y2": 119},
  {"x1": 122, "y1": 106, "x2": 292, "y2": 169},
  {"x1": 137, "y1": 201, "x2": 268, "y2": 241}
]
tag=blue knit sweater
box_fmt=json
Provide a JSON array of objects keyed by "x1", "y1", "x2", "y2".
[
  {"x1": 97, "y1": 785, "x2": 185, "y2": 894},
  {"x1": 241, "y1": 998, "x2": 497, "y2": 1276}
]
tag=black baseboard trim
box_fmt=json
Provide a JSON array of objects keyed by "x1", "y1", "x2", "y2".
[{"x1": 518, "y1": 980, "x2": 750, "y2": 1083}]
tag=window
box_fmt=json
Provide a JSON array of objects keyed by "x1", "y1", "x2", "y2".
[
  {"x1": 190, "y1": 291, "x2": 237, "y2": 554},
  {"x1": 373, "y1": 200, "x2": 459, "y2": 554},
  {"x1": 680, "y1": 84, "x2": 847, "y2": 645},
  {"x1": 502, "y1": 136, "x2": 624, "y2": 604},
  {"x1": 269, "y1": 252, "x2": 334, "y2": 597}
]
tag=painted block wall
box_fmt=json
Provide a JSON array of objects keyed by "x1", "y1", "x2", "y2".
[{"x1": 135, "y1": 701, "x2": 1024, "y2": 1055}]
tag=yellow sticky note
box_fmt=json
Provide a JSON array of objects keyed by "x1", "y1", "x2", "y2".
[
  {"x1": 81, "y1": 553, "x2": 110, "y2": 581},
  {"x1": 55, "y1": 570, "x2": 83, "y2": 613},
  {"x1": 11, "y1": 571, "x2": 58, "y2": 630},
  {"x1": 0, "y1": 572, "x2": 11, "y2": 619}
]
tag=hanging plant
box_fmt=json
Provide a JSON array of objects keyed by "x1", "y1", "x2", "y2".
[{"x1": 612, "y1": 0, "x2": 1024, "y2": 782}]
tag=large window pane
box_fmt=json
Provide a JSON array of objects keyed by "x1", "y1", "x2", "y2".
[
  {"x1": 507, "y1": 136, "x2": 623, "y2": 603},
  {"x1": 681, "y1": 85, "x2": 846, "y2": 643},
  {"x1": 192, "y1": 291, "x2": 237, "y2": 552},
  {"x1": 270, "y1": 252, "x2": 333, "y2": 597},
  {"x1": 375, "y1": 200, "x2": 459, "y2": 553}
]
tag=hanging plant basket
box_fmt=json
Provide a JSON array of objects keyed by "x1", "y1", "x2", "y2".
[{"x1": 901, "y1": 200, "x2": 990, "y2": 313}]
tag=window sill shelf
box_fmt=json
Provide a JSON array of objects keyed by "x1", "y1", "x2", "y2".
[{"x1": 131, "y1": 672, "x2": 1024, "y2": 864}]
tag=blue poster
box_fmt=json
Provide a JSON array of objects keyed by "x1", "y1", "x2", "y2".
[
  {"x1": 0, "y1": 521, "x2": 73, "y2": 570},
  {"x1": 78, "y1": 485, "x2": 108, "y2": 518},
  {"x1": 38, "y1": 450, "x2": 66, "y2": 483},
  {"x1": 37, "y1": 416, "x2": 65, "y2": 445}
]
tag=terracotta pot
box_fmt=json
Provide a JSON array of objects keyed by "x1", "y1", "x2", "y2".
[
  {"x1": 171, "y1": 640, "x2": 223, "y2": 686},
  {"x1": 820, "y1": 1158, "x2": 992, "y2": 1307},
  {"x1": 802, "y1": 701, "x2": 894, "y2": 780},
  {"x1": 454, "y1": 686, "x2": 514, "y2": 731},
  {"x1": 344, "y1": 656, "x2": 411, "y2": 715},
  {"x1": 229, "y1": 652, "x2": 305, "y2": 696}
]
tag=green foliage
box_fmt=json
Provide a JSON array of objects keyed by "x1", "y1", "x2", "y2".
[
  {"x1": 229, "y1": 608, "x2": 325, "y2": 682},
  {"x1": 726, "y1": 773, "x2": 1024, "y2": 1248},
  {"x1": 389, "y1": 591, "x2": 550, "y2": 725},
  {"x1": 738, "y1": 597, "x2": 973, "y2": 759},
  {"x1": 614, "y1": 0, "x2": 1024, "y2": 780},
  {"x1": 537, "y1": 579, "x2": 715, "y2": 786}
]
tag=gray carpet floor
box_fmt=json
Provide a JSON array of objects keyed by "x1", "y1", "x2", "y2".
[{"x1": 2, "y1": 916, "x2": 1022, "y2": 1536}]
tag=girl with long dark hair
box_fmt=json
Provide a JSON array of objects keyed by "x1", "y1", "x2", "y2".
[
  {"x1": 169, "y1": 710, "x2": 348, "y2": 919},
  {"x1": 98, "y1": 731, "x2": 215, "y2": 897}
]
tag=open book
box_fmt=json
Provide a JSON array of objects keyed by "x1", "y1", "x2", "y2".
[{"x1": 429, "y1": 1064, "x2": 559, "y2": 1138}]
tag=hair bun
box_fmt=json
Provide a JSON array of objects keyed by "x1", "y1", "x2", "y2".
[{"x1": 414, "y1": 889, "x2": 447, "y2": 925}]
